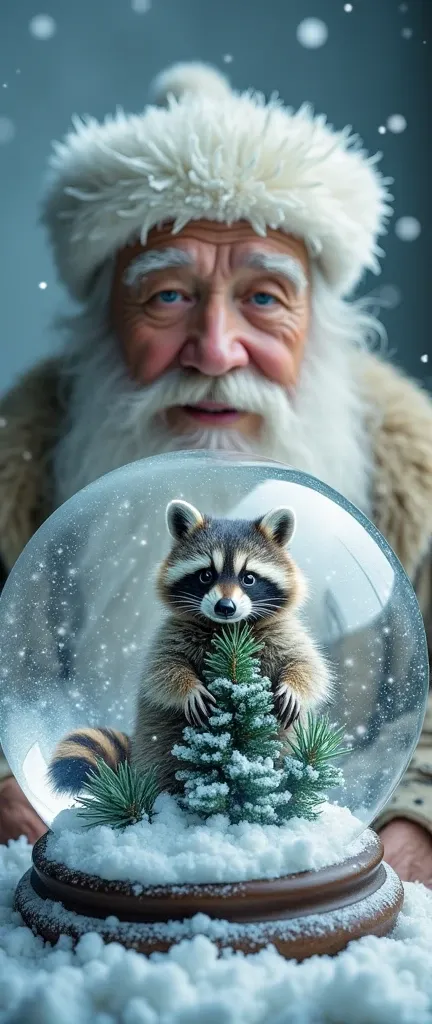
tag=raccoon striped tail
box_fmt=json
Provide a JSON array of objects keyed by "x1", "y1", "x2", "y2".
[{"x1": 47, "y1": 727, "x2": 131, "y2": 795}]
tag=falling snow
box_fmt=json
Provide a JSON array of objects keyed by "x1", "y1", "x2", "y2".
[
  {"x1": 0, "y1": 116, "x2": 16, "y2": 144},
  {"x1": 131, "y1": 0, "x2": 151, "y2": 12},
  {"x1": 296, "y1": 18, "x2": 328, "y2": 49},
  {"x1": 28, "y1": 14, "x2": 57, "y2": 39},
  {"x1": 395, "y1": 217, "x2": 421, "y2": 242},
  {"x1": 401, "y1": 27, "x2": 413, "y2": 39},
  {"x1": 387, "y1": 114, "x2": 407, "y2": 133},
  {"x1": 421, "y1": 354, "x2": 429, "y2": 364}
]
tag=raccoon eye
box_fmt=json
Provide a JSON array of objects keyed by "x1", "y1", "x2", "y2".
[
  {"x1": 199, "y1": 569, "x2": 213, "y2": 585},
  {"x1": 242, "y1": 572, "x2": 256, "y2": 587}
]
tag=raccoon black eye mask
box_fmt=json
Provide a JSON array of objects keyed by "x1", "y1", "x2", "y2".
[{"x1": 163, "y1": 499, "x2": 297, "y2": 626}]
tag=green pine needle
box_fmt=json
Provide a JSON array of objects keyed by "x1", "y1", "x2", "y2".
[
  {"x1": 76, "y1": 758, "x2": 160, "y2": 831},
  {"x1": 205, "y1": 622, "x2": 264, "y2": 684},
  {"x1": 289, "y1": 712, "x2": 349, "y2": 767},
  {"x1": 277, "y1": 712, "x2": 347, "y2": 822}
]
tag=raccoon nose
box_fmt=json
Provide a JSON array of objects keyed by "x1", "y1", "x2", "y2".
[{"x1": 214, "y1": 598, "x2": 237, "y2": 618}]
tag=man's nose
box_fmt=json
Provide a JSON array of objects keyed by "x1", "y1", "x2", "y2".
[{"x1": 179, "y1": 295, "x2": 249, "y2": 376}]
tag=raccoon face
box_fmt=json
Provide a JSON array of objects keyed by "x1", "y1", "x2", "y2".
[{"x1": 158, "y1": 500, "x2": 304, "y2": 623}]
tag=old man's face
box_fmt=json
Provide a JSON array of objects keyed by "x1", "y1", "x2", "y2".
[
  {"x1": 55, "y1": 215, "x2": 370, "y2": 514},
  {"x1": 110, "y1": 220, "x2": 311, "y2": 442}
]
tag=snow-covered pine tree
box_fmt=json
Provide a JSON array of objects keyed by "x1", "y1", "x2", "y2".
[
  {"x1": 172, "y1": 623, "x2": 290, "y2": 824},
  {"x1": 75, "y1": 625, "x2": 345, "y2": 832},
  {"x1": 173, "y1": 623, "x2": 346, "y2": 827}
]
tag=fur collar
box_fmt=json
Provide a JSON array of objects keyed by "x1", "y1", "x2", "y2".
[
  {"x1": 0, "y1": 358, "x2": 65, "y2": 572},
  {"x1": 360, "y1": 355, "x2": 432, "y2": 579},
  {"x1": 0, "y1": 352, "x2": 431, "y2": 583}
]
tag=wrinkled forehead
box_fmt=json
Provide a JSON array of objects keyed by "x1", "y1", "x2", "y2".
[{"x1": 115, "y1": 219, "x2": 310, "y2": 277}]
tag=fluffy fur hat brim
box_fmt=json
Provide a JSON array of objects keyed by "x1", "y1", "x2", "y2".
[{"x1": 41, "y1": 62, "x2": 393, "y2": 300}]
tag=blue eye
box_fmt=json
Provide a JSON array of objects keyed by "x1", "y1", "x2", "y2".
[
  {"x1": 250, "y1": 292, "x2": 277, "y2": 307},
  {"x1": 157, "y1": 290, "x2": 182, "y2": 304}
]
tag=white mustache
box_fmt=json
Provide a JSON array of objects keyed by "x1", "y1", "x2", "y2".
[{"x1": 129, "y1": 366, "x2": 291, "y2": 420}]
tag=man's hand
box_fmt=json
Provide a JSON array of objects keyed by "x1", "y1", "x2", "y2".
[
  {"x1": 379, "y1": 818, "x2": 432, "y2": 887},
  {"x1": 0, "y1": 776, "x2": 47, "y2": 845}
]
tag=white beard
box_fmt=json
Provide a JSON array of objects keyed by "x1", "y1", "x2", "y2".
[
  {"x1": 45, "y1": 268, "x2": 384, "y2": 734},
  {"x1": 54, "y1": 269, "x2": 374, "y2": 516}
]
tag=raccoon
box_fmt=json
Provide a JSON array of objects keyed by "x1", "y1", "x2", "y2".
[
  {"x1": 49, "y1": 501, "x2": 332, "y2": 797},
  {"x1": 48, "y1": 727, "x2": 130, "y2": 795},
  {"x1": 131, "y1": 500, "x2": 333, "y2": 791}
]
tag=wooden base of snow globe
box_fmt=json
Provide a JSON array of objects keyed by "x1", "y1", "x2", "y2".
[{"x1": 15, "y1": 828, "x2": 403, "y2": 961}]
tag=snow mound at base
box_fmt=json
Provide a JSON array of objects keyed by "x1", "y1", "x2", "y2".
[
  {"x1": 1, "y1": 837, "x2": 432, "y2": 1024},
  {"x1": 46, "y1": 795, "x2": 364, "y2": 886}
]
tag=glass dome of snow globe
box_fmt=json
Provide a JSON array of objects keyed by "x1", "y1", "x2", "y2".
[{"x1": 0, "y1": 450, "x2": 428, "y2": 840}]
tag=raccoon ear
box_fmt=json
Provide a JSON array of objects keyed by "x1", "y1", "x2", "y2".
[
  {"x1": 166, "y1": 500, "x2": 204, "y2": 541},
  {"x1": 257, "y1": 506, "x2": 296, "y2": 547}
]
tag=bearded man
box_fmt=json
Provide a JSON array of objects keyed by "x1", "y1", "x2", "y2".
[{"x1": 0, "y1": 63, "x2": 431, "y2": 883}]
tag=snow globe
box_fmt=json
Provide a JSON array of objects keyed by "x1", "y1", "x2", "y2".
[{"x1": 1, "y1": 451, "x2": 428, "y2": 959}]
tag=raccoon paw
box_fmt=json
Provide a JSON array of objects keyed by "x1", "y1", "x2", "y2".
[
  {"x1": 184, "y1": 683, "x2": 216, "y2": 728},
  {"x1": 273, "y1": 684, "x2": 301, "y2": 730}
]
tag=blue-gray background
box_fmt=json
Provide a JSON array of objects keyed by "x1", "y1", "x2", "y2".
[{"x1": 0, "y1": 0, "x2": 430, "y2": 397}]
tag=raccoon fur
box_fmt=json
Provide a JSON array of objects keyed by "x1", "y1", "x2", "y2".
[
  {"x1": 131, "y1": 500, "x2": 333, "y2": 791},
  {"x1": 48, "y1": 726, "x2": 130, "y2": 795},
  {"x1": 48, "y1": 501, "x2": 332, "y2": 797}
]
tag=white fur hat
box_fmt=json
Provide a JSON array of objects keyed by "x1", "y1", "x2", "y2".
[{"x1": 41, "y1": 61, "x2": 393, "y2": 301}]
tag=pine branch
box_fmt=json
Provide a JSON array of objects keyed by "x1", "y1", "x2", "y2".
[
  {"x1": 76, "y1": 758, "x2": 160, "y2": 830},
  {"x1": 288, "y1": 712, "x2": 348, "y2": 768},
  {"x1": 204, "y1": 622, "x2": 264, "y2": 684},
  {"x1": 278, "y1": 713, "x2": 347, "y2": 822}
]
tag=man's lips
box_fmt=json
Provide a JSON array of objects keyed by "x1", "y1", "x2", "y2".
[{"x1": 181, "y1": 402, "x2": 244, "y2": 425}]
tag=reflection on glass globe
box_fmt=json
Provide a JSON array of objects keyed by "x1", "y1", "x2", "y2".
[{"x1": 0, "y1": 451, "x2": 428, "y2": 834}]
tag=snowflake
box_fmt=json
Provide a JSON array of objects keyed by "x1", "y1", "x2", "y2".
[
  {"x1": 395, "y1": 217, "x2": 421, "y2": 242},
  {"x1": 29, "y1": 14, "x2": 57, "y2": 40},
  {"x1": 387, "y1": 114, "x2": 407, "y2": 133},
  {"x1": 296, "y1": 18, "x2": 328, "y2": 49}
]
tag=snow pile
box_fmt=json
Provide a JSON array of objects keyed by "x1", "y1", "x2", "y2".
[
  {"x1": 1, "y1": 839, "x2": 432, "y2": 1024},
  {"x1": 46, "y1": 795, "x2": 364, "y2": 886}
]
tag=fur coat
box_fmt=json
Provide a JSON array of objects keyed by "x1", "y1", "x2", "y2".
[{"x1": 0, "y1": 350, "x2": 431, "y2": 830}]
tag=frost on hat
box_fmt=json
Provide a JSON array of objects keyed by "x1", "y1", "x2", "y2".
[{"x1": 41, "y1": 61, "x2": 393, "y2": 301}]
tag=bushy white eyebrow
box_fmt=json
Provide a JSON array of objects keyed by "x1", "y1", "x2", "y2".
[
  {"x1": 123, "y1": 248, "x2": 194, "y2": 288},
  {"x1": 239, "y1": 253, "x2": 308, "y2": 294},
  {"x1": 123, "y1": 246, "x2": 307, "y2": 295}
]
